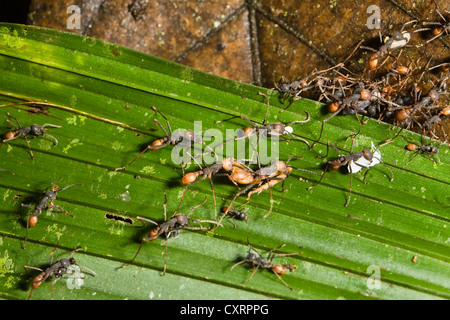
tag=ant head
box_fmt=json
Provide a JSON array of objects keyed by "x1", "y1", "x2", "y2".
[
  {"x1": 175, "y1": 214, "x2": 189, "y2": 226},
  {"x1": 30, "y1": 125, "x2": 45, "y2": 135},
  {"x1": 222, "y1": 158, "x2": 234, "y2": 171},
  {"x1": 184, "y1": 130, "x2": 196, "y2": 141},
  {"x1": 280, "y1": 83, "x2": 290, "y2": 93},
  {"x1": 238, "y1": 212, "x2": 248, "y2": 221},
  {"x1": 270, "y1": 123, "x2": 285, "y2": 135},
  {"x1": 283, "y1": 126, "x2": 294, "y2": 135},
  {"x1": 59, "y1": 258, "x2": 72, "y2": 268},
  {"x1": 45, "y1": 190, "x2": 57, "y2": 200},
  {"x1": 362, "y1": 149, "x2": 373, "y2": 160},
  {"x1": 274, "y1": 160, "x2": 287, "y2": 173}
]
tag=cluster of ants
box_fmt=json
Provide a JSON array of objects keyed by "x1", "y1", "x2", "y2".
[
  {"x1": 1, "y1": 12, "x2": 448, "y2": 298},
  {"x1": 275, "y1": 17, "x2": 449, "y2": 146}
]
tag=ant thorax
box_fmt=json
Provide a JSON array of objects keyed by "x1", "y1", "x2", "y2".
[{"x1": 348, "y1": 142, "x2": 381, "y2": 173}]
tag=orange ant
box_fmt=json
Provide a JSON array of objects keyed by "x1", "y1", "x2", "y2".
[
  {"x1": 120, "y1": 191, "x2": 220, "y2": 274},
  {"x1": 21, "y1": 178, "x2": 82, "y2": 248},
  {"x1": 231, "y1": 238, "x2": 300, "y2": 291},
  {"x1": 181, "y1": 155, "x2": 244, "y2": 220},
  {"x1": 217, "y1": 154, "x2": 319, "y2": 222}
]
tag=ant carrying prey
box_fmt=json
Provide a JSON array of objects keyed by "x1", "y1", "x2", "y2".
[{"x1": 308, "y1": 138, "x2": 394, "y2": 207}]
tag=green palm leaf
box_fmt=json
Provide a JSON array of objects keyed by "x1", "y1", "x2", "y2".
[{"x1": 0, "y1": 23, "x2": 448, "y2": 300}]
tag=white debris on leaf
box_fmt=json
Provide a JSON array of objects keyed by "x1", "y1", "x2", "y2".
[{"x1": 348, "y1": 142, "x2": 381, "y2": 173}]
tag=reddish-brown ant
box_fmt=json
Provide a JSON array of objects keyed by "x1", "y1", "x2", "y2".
[
  {"x1": 21, "y1": 178, "x2": 82, "y2": 247},
  {"x1": 120, "y1": 191, "x2": 220, "y2": 274},
  {"x1": 2, "y1": 112, "x2": 61, "y2": 159},
  {"x1": 180, "y1": 155, "x2": 243, "y2": 219},
  {"x1": 231, "y1": 238, "x2": 300, "y2": 291},
  {"x1": 217, "y1": 154, "x2": 319, "y2": 222},
  {"x1": 24, "y1": 245, "x2": 96, "y2": 300},
  {"x1": 308, "y1": 138, "x2": 394, "y2": 207}
]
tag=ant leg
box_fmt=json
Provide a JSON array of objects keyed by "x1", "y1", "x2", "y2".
[
  {"x1": 119, "y1": 240, "x2": 145, "y2": 269},
  {"x1": 405, "y1": 151, "x2": 420, "y2": 166},
  {"x1": 344, "y1": 172, "x2": 353, "y2": 207},
  {"x1": 262, "y1": 185, "x2": 273, "y2": 220},
  {"x1": 114, "y1": 146, "x2": 150, "y2": 171},
  {"x1": 307, "y1": 163, "x2": 329, "y2": 191},
  {"x1": 311, "y1": 107, "x2": 344, "y2": 149},
  {"x1": 163, "y1": 238, "x2": 168, "y2": 276},
  {"x1": 23, "y1": 136, "x2": 35, "y2": 160},
  {"x1": 247, "y1": 265, "x2": 260, "y2": 283},
  {"x1": 271, "y1": 269, "x2": 294, "y2": 290},
  {"x1": 43, "y1": 133, "x2": 59, "y2": 146}
]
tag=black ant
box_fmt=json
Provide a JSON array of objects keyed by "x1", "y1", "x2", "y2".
[
  {"x1": 308, "y1": 138, "x2": 394, "y2": 207},
  {"x1": 214, "y1": 92, "x2": 311, "y2": 151},
  {"x1": 221, "y1": 205, "x2": 249, "y2": 228},
  {"x1": 400, "y1": 134, "x2": 442, "y2": 165},
  {"x1": 24, "y1": 245, "x2": 96, "y2": 300},
  {"x1": 231, "y1": 239, "x2": 300, "y2": 291},
  {"x1": 2, "y1": 112, "x2": 61, "y2": 159},
  {"x1": 21, "y1": 178, "x2": 82, "y2": 247},
  {"x1": 120, "y1": 191, "x2": 220, "y2": 274},
  {"x1": 115, "y1": 106, "x2": 214, "y2": 171}
]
